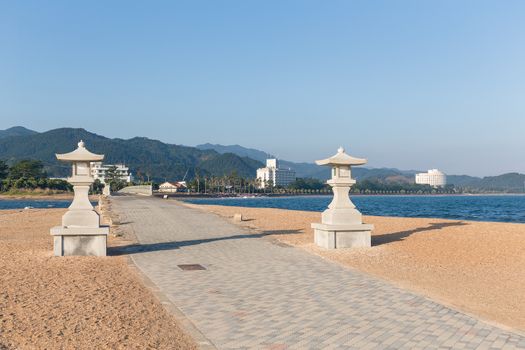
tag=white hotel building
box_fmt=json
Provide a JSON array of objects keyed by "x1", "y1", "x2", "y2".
[
  {"x1": 415, "y1": 169, "x2": 447, "y2": 187},
  {"x1": 256, "y1": 159, "x2": 296, "y2": 189},
  {"x1": 91, "y1": 162, "x2": 132, "y2": 184}
]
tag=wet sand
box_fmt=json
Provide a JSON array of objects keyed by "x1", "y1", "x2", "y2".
[
  {"x1": 0, "y1": 208, "x2": 196, "y2": 349},
  {"x1": 186, "y1": 203, "x2": 525, "y2": 332}
]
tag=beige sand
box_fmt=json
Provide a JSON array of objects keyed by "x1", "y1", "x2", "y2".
[
  {"x1": 0, "y1": 208, "x2": 196, "y2": 350},
  {"x1": 186, "y1": 203, "x2": 525, "y2": 332}
]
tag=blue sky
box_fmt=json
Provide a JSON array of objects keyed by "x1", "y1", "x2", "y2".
[{"x1": 1, "y1": 1, "x2": 524, "y2": 176}]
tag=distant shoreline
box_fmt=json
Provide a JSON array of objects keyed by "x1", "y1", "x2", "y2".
[
  {"x1": 0, "y1": 191, "x2": 523, "y2": 202},
  {"x1": 160, "y1": 192, "x2": 525, "y2": 199}
]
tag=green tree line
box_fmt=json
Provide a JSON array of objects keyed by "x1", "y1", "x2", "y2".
[
  {"x1": 0, "y1": 159, "x2": 72, "y2": 193},
  {"x1": 181, "y1": 172, "x2": 458, "y2": 195}
]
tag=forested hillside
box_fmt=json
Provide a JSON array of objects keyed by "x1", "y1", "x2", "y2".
[
  {"x1": 0, "y1": 128, "x2": 263, "y2": 181},
  {"x1": 0, "y1": 126, "x2": 38, "y2": 139},
  {"x1": 1, "y1": 127, "x2": 523, "y2": 192}
]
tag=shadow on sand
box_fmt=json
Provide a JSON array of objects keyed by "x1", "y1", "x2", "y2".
[
  {"x1": 372, "y1": 221, "x2": 469, "y2": 246},
  {"x1": 109, "y1": 229, "x2": 303, "y2": 256}
]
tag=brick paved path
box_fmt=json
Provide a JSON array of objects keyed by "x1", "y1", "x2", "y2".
[{"x1": 112, "y1": 196, "x2": 525, "y2": 350}]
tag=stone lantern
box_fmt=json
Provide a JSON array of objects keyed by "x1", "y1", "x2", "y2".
[
  {"x1": 50, "y1": 140, "x2": 109, "y2": 256},
  {"x1": 311, "y1": 147, "x2": 373, "y2": 248}
]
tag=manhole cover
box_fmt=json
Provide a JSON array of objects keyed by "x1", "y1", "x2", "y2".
[{"x1": 178, "y1": 264, "x2": 206, "y2": 271}]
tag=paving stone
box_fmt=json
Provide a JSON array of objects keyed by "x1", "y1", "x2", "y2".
[{"x1": 112, "y1": 196, "x2": 525, "y2": 349}]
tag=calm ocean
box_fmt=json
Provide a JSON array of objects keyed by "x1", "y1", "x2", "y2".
[
  {"x1": 0, "y1": 200, "x2": 72, "y2": 210},
  {"x1": 185, "y1": 195, "x2": 525, "y2": 224}
]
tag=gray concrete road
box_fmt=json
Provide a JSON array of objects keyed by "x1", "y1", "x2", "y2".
[{"x1": 111, "y1": 196, "x2": 525, "y2": 350}]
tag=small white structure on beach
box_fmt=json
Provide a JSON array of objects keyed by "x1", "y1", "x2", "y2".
[
  {"x1": 50, "y1": 141, "x2": 109, "y2": 256},
  {"x1": 311, "y1": 147, "x2": 373, "y2": 249},
  {"x1": 415, "y1": 169, "x2": 447, "y2": 187}
]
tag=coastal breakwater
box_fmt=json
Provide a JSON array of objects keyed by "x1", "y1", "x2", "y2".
[{"x1": 118, "y1": 185, "x2": 153, "y2": 196}]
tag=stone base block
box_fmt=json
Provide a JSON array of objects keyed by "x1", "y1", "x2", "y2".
[
  {"x1": 311, "y1": 223, "x2": 373, "y2": 249},
  {"x1": 321, "y1": 208, "x2": 363, "y2": 226},
  {"x1": 62, "y1": 209, "x2": 100, "y2": 228},
  {"x1": 51, "y1": 226, "x2": 109, "y2": 256}
]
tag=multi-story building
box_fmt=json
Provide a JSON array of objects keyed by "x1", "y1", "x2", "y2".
[
  {"x1": 91, "y1": 162, "x2": 132, "y2": 184},
  {"x1": 256, "y1": 159, "x2": 296, "y2": 188},
  {"x1": 415, "y1": 169, "x2": 447, "y2": 187}
]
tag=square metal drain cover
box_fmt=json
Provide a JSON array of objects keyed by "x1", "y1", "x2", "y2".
[{"x1": 178, "y1": 264, "x2": 206, "y2": 271}]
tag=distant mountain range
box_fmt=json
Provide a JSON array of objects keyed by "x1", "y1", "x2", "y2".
[
  {"x1": 0, "y1": 127, "x2": 262, "y2": 181},
  {"x1": 0, "y1": 126, "x2": 38, "y2": 139},
  {"x1": 1, "y1": 127, "x2": 523, "y2": 192},
  {"x1": 448, "y1": 173, "x2": 525, "y2": 192},
  {"x1": 197, "y1": 143, "x2": 422, "y2": 181},
  {"x1": 197, "y1": 143, "x2": 525, "y2": 192},
  {"x1": 197, "y1": 143, "x2": 332, "y2": 179}
]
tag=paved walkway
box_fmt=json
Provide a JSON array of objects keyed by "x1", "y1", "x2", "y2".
[{"x1": 111, "y1": 196, "x2": 525, "y2": 350}]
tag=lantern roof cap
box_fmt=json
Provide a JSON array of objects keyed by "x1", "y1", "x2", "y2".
[
  {"x1": 56, "y1": 140, "x2": 104, "y2": 162},
  {"x1": 315, "y1": 147, "x2": 367, "y2": 166}
]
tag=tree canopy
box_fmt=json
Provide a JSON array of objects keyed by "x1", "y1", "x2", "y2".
[
  {"x1": 0, "y1": 160, "x2": 8, "y2": 179},
  {"x1": 8, "y1": 160, "x2": 46, "y2": 179},
  {"x1": 288, "y1": 178, "x2": 326, "y2": 190},
  {"x1": 104, "y1": 165, "x2": 127, "y2": 191}
]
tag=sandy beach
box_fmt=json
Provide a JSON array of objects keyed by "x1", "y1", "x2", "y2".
[
  {"x1": 0, "y1": 208, "x2": 196, "y2": 350},
  {"x1": 185, "y1": 203, "x2": 525, "y2": 332}
]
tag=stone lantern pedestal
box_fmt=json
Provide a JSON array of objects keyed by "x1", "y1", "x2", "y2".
[
  {"x1": 311, "y1": 147, "x2": 373, "y2": 249},
  {"x1": 50, "y1": 141, "x2": 109, "y2": 256}
]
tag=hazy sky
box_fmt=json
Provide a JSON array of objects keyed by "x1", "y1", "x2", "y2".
[{"x1": 1, "y1": 1, "x2": 524, "y2": 176}]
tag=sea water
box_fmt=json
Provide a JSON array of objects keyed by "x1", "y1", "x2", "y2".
[
  {"x1": 185, "y1": 195, "x2": 525, "y2": 223},
  {"x1": 0, "y1": 200, "x2": 72, "y2": 210}
]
